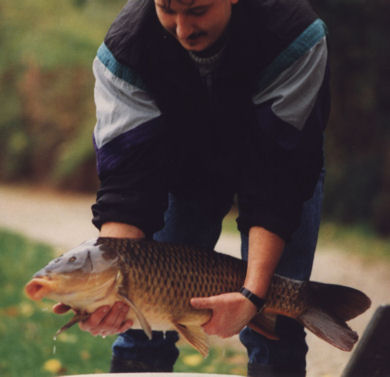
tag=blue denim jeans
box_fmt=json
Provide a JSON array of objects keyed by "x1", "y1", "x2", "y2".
[{"x1": 112, "y1": 173, "x2": 324, "y2": 371}]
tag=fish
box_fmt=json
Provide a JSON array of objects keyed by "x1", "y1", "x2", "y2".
[{"x1": 25, "y1": 237, "x2": 371, "y2": 356}]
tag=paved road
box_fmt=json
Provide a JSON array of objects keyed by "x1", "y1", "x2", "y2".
[{"x1": 1, "y1": 184, "x2": 389, "y2": 377}]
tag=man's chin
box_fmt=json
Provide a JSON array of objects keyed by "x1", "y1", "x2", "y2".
[
  {"x1": 186, "y1": 46, "x2": 206, "y2": 53},
  {"x1": 178, "y1": 38, "x2": 210, "y2": 53}
]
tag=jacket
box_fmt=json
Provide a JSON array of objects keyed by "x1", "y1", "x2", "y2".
[{"x1": 91, "y1": 0, "x2": 330, "y2": 240}]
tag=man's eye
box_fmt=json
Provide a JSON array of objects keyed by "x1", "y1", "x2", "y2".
[
  {"x1": 188, "y1": 7, "x2": 209, "y2": 16},
  {"x1": 189, "y1": 8, "x2": 207, "y2": 16},
  {"x1": 161, "y1": 7, "x2": 175, "y2": 15}
]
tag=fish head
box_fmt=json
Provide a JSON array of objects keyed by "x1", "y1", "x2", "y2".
[{"x1": 25, "y1": 239, "x2": 120, "y2": 304}]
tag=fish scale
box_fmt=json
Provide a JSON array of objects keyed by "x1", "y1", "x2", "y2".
[
  {"x1": 105, "y1": 237, "x2": 244, "y2": 320},
  {"x1": 25, "y1": 237, "x2": 371, "y2": 356},
  {"x1": 265, "y1": 275, "x2": 308, "y2": 316}
]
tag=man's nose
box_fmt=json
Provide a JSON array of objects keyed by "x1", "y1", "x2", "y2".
[{"x1": 175, "y1": 14, "x2": 193, "y2": 40}]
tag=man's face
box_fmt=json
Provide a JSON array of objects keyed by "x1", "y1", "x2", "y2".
[{"x1": 155, "y1": 0, "x2": 239, "y2": 52}]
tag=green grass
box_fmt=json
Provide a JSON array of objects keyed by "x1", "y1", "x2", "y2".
[
  {"x1": 175, "y1": 346, "x2": 246, "y2": 375},
  {"x1": 1, "y1": 221, "x2": 387, "y2": 376},
  {"x1": 318, "y1": 221, "x2": 390, "y2": 260},
  {"x1": 221, "y1": 209, "x2": 239, "y2": 234},
  {"x1": 0, "y1": 229, "x2": 247, "y2": 376}
]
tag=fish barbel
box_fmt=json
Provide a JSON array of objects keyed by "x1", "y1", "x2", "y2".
[{"x1": 25, "y1": 237, "x2": 371, "y2": 356}]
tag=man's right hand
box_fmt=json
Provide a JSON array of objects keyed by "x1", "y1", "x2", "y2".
[
  {"x1": 53, "y1": 302, "x2": 133, "y2": 336},
  {"x1": 52, "y1": 222, "x2": 143, "y2": 336}
]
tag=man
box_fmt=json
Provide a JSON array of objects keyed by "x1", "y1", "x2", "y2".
[{"x1": 57, "y1": 0, "x2": 330, "y2": 375}]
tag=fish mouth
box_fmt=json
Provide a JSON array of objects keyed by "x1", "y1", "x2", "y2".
[{"x1": 25, "y1": 277, "x2": 58, "y2": 301}]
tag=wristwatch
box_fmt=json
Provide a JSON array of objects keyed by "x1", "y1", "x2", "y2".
[{"x1": 239, "y1": 287, "x2": 266, "y2": 313}]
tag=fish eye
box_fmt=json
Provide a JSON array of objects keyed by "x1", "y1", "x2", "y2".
[{"x1": 68, "y1": 256, "x2": 77, "y2": 263}]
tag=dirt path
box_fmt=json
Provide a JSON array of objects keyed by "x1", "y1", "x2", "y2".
[{"x1": 0, "y1": 184, "x2": 389, "y2": 377}]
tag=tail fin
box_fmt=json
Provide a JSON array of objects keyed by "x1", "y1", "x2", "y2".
[{"x1": 298, "y1": 282, "x2": 371, "y2": 351}]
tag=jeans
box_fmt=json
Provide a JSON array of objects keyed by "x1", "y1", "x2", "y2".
[{"x1": 111, "y1": 173, "x2": 324, "y2": 372}]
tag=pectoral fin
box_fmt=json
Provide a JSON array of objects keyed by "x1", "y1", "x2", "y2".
[
  {"x1": 119, "y1": 295, "x2": 153, "y2": 340},
  {"x1": 56, "y1": 311, "x2": 89, "y2": 336},
  {"x1": 173, "y1": 321, "x2": 209, "y2": 357}
]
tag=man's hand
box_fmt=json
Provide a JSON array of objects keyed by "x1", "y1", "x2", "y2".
[
  {"x1": 51, "y1": 222, "x2": 140, "y2": 337},
  {"x1": 191, "y1": 292, "x2": 258, "y2": 338},
  {"x1": 52, "y1": 302, "x2": 133, "y2": 336}
]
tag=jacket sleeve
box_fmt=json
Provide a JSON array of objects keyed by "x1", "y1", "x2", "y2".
[
  {"x1": 91, "y1": 43, "x2": 169, "y2": 237},
  {"x1": 237, "y1": 21, "x2": 330, "y2": 241}
]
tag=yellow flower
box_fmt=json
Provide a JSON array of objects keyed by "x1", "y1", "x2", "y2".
[
  {"x1": 80, "y1": 350, "x2": 91, "y2": 360},
  {"x1": 182, "y1": 353, "x2": 203, "y2": 367},
  {"x1": 43, "y1": 358, "x2": 62, "y2": 374},
  {"x1": 231, "y1": 366, "x2": 246, "y2": 375},
  {"x1": 57, "y1": 332, "x2": 77, "y2": 343},
  {"x1": 204, "y1": 364, "x2": 216, "y2": 373},
  {"x1": 19, "y1": 302, "x2": 34, "y2": 317},
  {"x1": 227, "y1": 353, "x2": 247, "y2": 364}
]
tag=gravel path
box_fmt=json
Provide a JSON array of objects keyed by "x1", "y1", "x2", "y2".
[{"x1": 0, "y1": 184, "x2": 389, "y2": 377}]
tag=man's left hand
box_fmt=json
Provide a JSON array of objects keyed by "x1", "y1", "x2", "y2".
[{"x1": 190, "y1": 292, "x2": 257, "y2": 338}]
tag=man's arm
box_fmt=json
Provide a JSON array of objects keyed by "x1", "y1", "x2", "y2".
[
  {"x1": 191, "y1": 24, "x2": 329, "y2": 338},
  {"x1": 92, "y1": 44, "x2": 169, "y2": 238},
  {"x1": 100, "y1": 222, "x2": 145, "y2": 238},
  {"x1": 53, "y1": 45, "x2": 169, "y2": 336},
  {"x1": 244, "y1": 226, "x2": 285, "y2": 298},
  {"x1": 238, "y1": 31, "x2": 329, "y2": 241},
  {"x1": 191, "y1": 226, "x2": 284, "y2": 338}
]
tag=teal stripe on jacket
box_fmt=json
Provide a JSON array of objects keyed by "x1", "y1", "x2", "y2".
[
  {"x1": 255, "y1": 19, "x2": 328, "y2": 93},
  {"x1": 97, "y1": 42, "x2": 148, "y2": 91}
]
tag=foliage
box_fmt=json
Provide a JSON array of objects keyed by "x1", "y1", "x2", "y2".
[
  {"x1": 0, "y1": 0, "x2": 125, "y2": 190},
  {"x1": 311, "y1": 0, "x2": 390, "y2": 235},
  {"x1": 1, "y1": 0, "x2": 389, "y2": 233},
  {"x1": 0, "y1": 229, "x2": 247, "y2": 376},
  {"x1": 318, "y1": 221, "x2": 390, "y2": 260}
]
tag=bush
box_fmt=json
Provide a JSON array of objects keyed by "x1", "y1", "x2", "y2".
[
  {"x1": 312, "y1": 0, "x2": 390, "y2": 235},
  {"x1": 1, "y1": 0, "x2": 389, "y2": 235},
  {"x1": 0, "y1": 0, "x2": 123, "y2": 190}
]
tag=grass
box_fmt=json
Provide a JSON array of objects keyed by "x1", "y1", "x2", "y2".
[
  {"x1": 0, "y1": 229, "x2": 247, "y2": 377},
  {"x1": 2, "y1": 219, "x2": 386, "y2": 376},
  {"x1": 317, "y1": 221, "x2": 390, "y2": 260}
]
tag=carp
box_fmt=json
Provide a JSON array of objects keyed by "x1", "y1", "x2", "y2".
[{"x1": 25, "y1": 237, "x2": 371, "y2": 356}]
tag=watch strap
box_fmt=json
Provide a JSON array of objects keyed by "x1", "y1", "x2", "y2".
[{"x1": 240, "y1": 287, "x2": 266, "y2": 313}]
